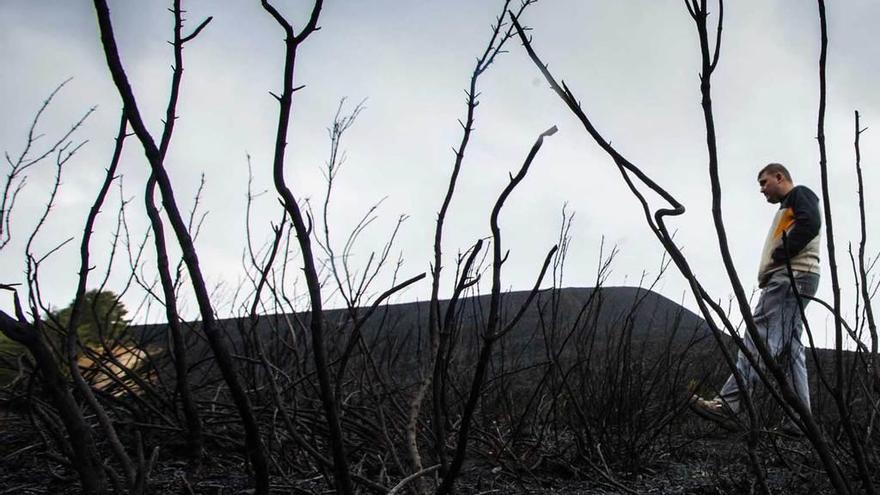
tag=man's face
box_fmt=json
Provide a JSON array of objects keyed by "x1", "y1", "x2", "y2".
[{"x1": 758, "y1": 172, "x2": 786, "y2": 204}]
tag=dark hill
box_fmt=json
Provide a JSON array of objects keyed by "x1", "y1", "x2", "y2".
[
  {"x1": 129, "y1": 286, "x2": 715, "y2": 396},
  {"x1": 128, "y1": 285, "x2": 844, "y2": 406},
  {"x1": 137, "y1": 286, "x2": 710, "y2": 342}
]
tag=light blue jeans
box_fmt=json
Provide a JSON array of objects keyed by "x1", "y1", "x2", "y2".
[{"x1": 719, "y1": 269, "x2": 820, "y2": 414}]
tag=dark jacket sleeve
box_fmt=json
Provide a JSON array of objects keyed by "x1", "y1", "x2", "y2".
[{"x1": 772, "y1": 186, "x2": 821, "y2": 262}]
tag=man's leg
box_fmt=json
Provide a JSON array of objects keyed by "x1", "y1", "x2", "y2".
[
  {"x1": 717, "y1": 332, "x2": 758, "y2": 414},
  {"x1": 716, "y1": 272, "x2": 793, "y2": 413},
  {"x1": 700, "y1": 271, "x2": 819, "y2": 426},
  {"x1": 789, "y1": 338, "x2": 811, "y2": 412},
  {"x1": 714, "y1": 278, "x2": 782, "y2": 413},
  {"x1": 782, "y1": 272, "x2": 819, "y2": 413}
]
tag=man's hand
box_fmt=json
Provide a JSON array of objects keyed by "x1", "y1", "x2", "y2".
[{"x1": 759, "y1": 265, "x2": 782, "y2": 288}]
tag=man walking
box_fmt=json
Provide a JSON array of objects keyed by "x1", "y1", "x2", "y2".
[{"x1": 694, "y1": 163, "x2": 821, "y2": 430}]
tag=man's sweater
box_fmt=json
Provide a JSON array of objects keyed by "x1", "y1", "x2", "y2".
[{"x1": 757, "y1": 185, "x2": 822, "y2": 287}]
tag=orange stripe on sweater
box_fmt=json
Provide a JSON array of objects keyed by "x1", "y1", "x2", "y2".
[{"x1": 774, "y1": 208, "x2": 795, "y2": 239}]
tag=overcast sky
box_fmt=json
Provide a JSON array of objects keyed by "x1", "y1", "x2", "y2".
[{"x1": 2, "y1": 1, "x2": 879, "y2": 349}]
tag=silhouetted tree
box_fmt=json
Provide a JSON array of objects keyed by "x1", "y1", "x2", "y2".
[{"x1": 50, "y1": 289, "x2": 129, "y2": 346}]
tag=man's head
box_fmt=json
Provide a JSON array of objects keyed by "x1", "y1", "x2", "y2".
[{"x1": 757, "y1": 162, "x2": 794, "y2": 204}]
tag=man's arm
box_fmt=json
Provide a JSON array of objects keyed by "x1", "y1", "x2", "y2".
[{"x1": 771, "y1": 186, "x2": 821, "y2": 262}]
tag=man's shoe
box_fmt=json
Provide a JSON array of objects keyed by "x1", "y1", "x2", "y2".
[{"x1": 688, "y1": 395, "x2": 741, "y2": 431}]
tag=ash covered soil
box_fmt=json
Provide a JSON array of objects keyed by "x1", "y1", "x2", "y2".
[{"x1": 0, "y1": 409, "x2": 831, "y2": 495}]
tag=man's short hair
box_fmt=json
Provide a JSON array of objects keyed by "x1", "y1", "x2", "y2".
[{"x1": 757, "y1": 162, "x2": 792, "y2": 182}]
